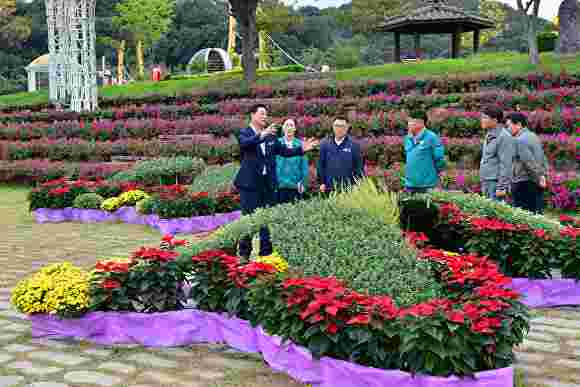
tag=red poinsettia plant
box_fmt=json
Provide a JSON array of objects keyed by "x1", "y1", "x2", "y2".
[
  {"x1": 89, "y1": 236, "x2": 187, "y2": 313},
  {"x1": 188, "y1": 249, "x2": 278, "y2": 320},
  {"x1": 188, "y1": 245, "x2": 529, "y2": 377},
  {"x1": 426, "y1": 200, "x2": 579, "y2": 279}
]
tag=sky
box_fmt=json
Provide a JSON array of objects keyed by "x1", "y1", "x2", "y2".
[{"x1": 287, "y1": 0, "x2": 559, "y2": 21}]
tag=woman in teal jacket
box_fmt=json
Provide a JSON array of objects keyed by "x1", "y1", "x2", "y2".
[{"x1": 276, "y1": 119, "x2": 309, "y2": 204}]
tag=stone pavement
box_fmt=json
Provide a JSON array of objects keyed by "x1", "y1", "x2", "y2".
[{"x1": 1, "y1": 187, "x2": 580, "y2": 386}]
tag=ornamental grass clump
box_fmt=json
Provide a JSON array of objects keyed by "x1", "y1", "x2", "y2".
[{"x1": 11, "y1": 262, "x2": 90, "y2": 317}]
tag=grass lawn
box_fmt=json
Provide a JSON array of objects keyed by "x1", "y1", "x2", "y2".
[{"x1": 1, "y1": 52, "x2": 577, "y2": 109}]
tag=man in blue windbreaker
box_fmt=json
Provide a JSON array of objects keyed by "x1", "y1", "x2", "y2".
[
  {"x1": 317, "y1": 117, "x2": 364, "y2": 193},
  {"x1": 403, "y1": 110, "x2": 446, "y2": 193}
]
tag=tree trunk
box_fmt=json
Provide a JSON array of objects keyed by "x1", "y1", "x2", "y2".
[
  {"x1": 117, "y1": 40, "x2": 125, "y2": 82},
  {"x1": 136, "y1": 40, "x2": 145, "y2": 80},
  {"x1": 527, "y1": 15, "x2": 540, "y2": 65},
  {"x1": 232, "y1": 0, "x2": 258, "y2": 84},
  {"x1": 558, "y1": 0, "x2": 580, "y2": 54}
]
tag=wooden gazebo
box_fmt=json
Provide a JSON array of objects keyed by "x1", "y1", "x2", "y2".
[{"x1": 376, "y1": 0, "x2": 495, "y2": 62}]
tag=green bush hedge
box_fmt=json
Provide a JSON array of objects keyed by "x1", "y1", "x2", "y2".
[
  {"x1": 108, "y1": 156, "x2": 206, "y2": 185},
  {"x1": 72, "y1": 193, "x2": 104, "y2": 209},
  {"x1": 189, "y1": 163, "x2": 238, "y2": 194}
]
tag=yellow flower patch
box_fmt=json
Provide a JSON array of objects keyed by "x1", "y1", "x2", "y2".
[
  {"x1": 11, "y1": 262, "x2": 90, "y2": 317},
  {"x1": 255, "y1": 251, "x2": 289, "y2": 273}
]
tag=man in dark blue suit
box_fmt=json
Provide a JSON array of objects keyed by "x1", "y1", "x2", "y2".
[{"x1": 234, "y1": 104, "x2": 318, "y2": 258}]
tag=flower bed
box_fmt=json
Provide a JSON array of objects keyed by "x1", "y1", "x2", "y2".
[
  {"x1": 15, "y1": 228, "x2": 528, "y2": 383},
  {"x1": 2, "y1": 71, "x2": 578, "y2": 114},
  {"x1": 0, "y1": 160, "x2": 133, "y2": 184},
  {"x1": 1, "y1": 132, "x2": 575, "y2": 166},
  {"x1": 27, "y1": 179, "x2": 241, "y2": 233},
  {"x1": 0, "y1": 106, "x2": 576, "y2": 143},
  {"x1": 31, "y1": 206, "x2": 241, "y2": 235},
  {"x1": 28, "y1": 310, "x2": 514, "y2": 387}
]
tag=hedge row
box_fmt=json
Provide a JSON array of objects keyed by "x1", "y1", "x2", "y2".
[
  {"x1": 1, "y1": 87, "x2": 578, "y2": 124},
  {"x1": 1, "y1": 134, "x2": 574, "y2": 165}
]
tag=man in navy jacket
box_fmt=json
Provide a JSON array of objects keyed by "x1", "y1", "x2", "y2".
[
  {"x1": 317, "y1": 117, "x2": 364, "y2": 192},
  {"x1": 234, "y1": 104, "x2": 318, "y2": 258}
]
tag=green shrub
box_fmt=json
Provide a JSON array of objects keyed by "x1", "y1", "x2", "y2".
[
  {"x1": 537, "y1": 32, "x2": 558, "y2": 53},
  {"x1": 188, "y1": 196, "x2": 442, "y2": 306},
  {"x1": 109, "y1": 156, "x2": 206, "y2": 185},
  {"x1": 72, "y1": 193, "x2": 104, "y2": 209},
  {"x1": 190, "y1": 163, "x2": 239, "y2": 194},
  {"x1": 136, "y1": 197, "x2": 155, "y2": 215}
]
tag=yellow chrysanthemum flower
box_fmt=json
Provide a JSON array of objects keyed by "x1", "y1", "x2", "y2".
[
  {"x1": 11, "y1": 262, "x2": 90, "y2": 317},
  {"x1": 255, "y1": 251, "x2": 289, "y2": 273}
]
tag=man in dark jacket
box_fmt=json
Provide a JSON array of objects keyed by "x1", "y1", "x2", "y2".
[
  {"x1": 234, "y1": 104, "x2": 317, "y2": 257},
  {"x1": 317, "y1": 117, "x2": 364, "y2": 192}
]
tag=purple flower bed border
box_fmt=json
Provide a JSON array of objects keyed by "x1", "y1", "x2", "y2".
[
  {"x1": 510, "y1": 278, "x2": 580, "y2": 308},
  {"x1": 32, "y1": 207, "x2": 241, "y2": 235},
  {"x1": 29, "y1": 309, "x2": 513, "y2": 387}
]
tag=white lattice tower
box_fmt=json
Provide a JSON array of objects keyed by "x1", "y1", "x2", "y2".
[
  {"x1": 45, "y1": 0, "x2": 98, "y2": 112},
  {"x1": 45, "y1": 0, "x2": 69, "y2": 104}
]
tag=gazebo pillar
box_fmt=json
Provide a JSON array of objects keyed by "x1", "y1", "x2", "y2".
[
  {"x1": 414, "y1": 33, "x2": 421, "y2": 59},
  {"x1": 473, "y1": 29, "x2": 480, "y2": 54},
  {"x1": 27, "y1": 69, "x2": 37, "y2": 92},
  {"x1": 394, "y1": 32, "x2": 401, "y2": 63},
  {"x1": 451, "y1": 26, "x2": 463, "y2": 58}
]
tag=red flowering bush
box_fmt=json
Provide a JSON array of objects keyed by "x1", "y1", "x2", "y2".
[
  {"x1": 187, "y1": 247, "x2": 529, "y2": 377},
  {"x1": 556, "y1": 226, "x2": 580, "y2": 278},
  {"x1": 399, "y1": 195, "x2": 565, "y2": 278},
  {"x1": 27, "y1": 178, "x2": 92, "y2": 210},
  {"x1": 188, "y1": 250, "x2": 278, "y2": 320},
  {"x1": 139, "y1": 186, "x2": 240, "y2": 218},
  {"x1": 89, "y1": 237, "x2": 186, "y2": 313}
]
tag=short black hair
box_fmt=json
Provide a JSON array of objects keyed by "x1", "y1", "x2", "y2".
[
  {"x1": 248, "y1": 104, "x2": 268, "y2": 115},
  {"x1": 333, "y1": 116, "x2": 348, "y2": 123},
  {"x1": 482, "y1": 105, "x2": 504, "y2": 122},
  {"x1": 507, "y1": 112, "x2": 528, "y2": 127},
  {"x1": 408, "y1": 110, "x2": 427, "y2": 121}
]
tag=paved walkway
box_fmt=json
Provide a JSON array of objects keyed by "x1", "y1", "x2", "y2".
[{"x1": 0, "y1": 186, "x2": 579, "y2": 387}]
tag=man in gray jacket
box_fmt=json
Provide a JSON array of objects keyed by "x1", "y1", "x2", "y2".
[
  {"x1": 479, "y1": 106, "x2": 514, "y2": 200},
  {"x1": 507, "y1": 112, "x2": 549, "y2": 214}
]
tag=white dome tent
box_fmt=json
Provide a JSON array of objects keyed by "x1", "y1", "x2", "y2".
[
  {"x1": 25, "y1": 54, "x2": 50, "y2": 92},
  {"x1": 188, "y1": 48, "x2": 233, "y2": 73}
]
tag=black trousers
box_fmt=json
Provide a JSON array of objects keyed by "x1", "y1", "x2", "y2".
[
  {"x1": 277, "y1": 188, "x2": 301, "y2": 205},
  {"x1": 512, "y1": 181, "x2": 544, "y2": 214},
  {"x1": 238, "y1": 175, "x2": 276, "y2": 258}
]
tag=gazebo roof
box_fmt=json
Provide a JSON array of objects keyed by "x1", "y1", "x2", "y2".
[
  {"x1": 376, "y1": 0, "x2": 495, "y2": 34},
  {"x1": 25, "y1": 54, "x2": 50, "y2": 71}
]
